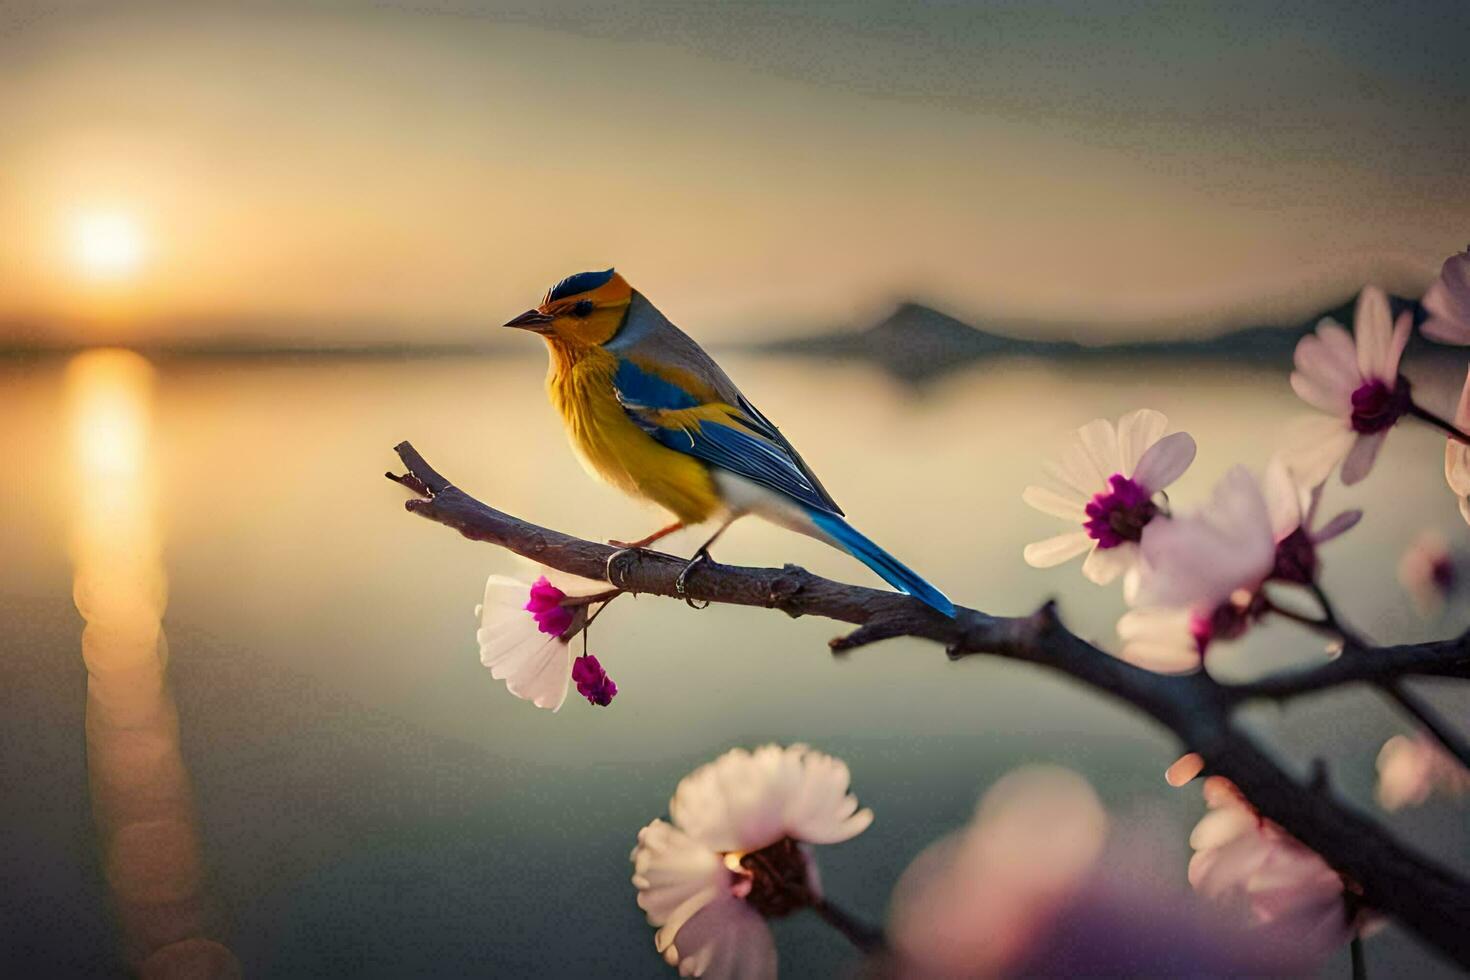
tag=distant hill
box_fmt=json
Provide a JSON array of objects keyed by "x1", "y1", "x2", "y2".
[{"x1": 755, "y1": 294, "x2": 1435, "y2": 384}]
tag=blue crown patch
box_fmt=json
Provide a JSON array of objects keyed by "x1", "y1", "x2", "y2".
[{"x1": 546, "y1": 269, "x2": 615, "y2": 303}]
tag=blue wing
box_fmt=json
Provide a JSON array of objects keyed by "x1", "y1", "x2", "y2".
[
  {"x1": 612, "y1": 357, "x2": 841, "y2": 516},
  {"x1": 612, "y1": 352, "x2": 955, "y2": 617}
]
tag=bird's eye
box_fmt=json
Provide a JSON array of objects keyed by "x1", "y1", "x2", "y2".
[{"x1": 572, "y1": 299, "x2": 595, "y2": 318}]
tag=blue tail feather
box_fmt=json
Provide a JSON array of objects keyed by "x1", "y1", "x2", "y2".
[{"x1": 808, "y1": 511, "x2": 956, "y2": 617}]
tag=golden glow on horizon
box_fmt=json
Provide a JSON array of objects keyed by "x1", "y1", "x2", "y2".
[
  {"x1": 0, "y1": 9, "x2": 1461, "y2": 344},
  {"x1": 68, "y1": 210, "x2": 148, "y2": 283}
]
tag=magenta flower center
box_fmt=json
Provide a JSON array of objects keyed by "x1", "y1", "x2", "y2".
[
  {"x1": 1084, "y1": 474, "x2": 1158, "y2": 548},
  {"x1": 1349, "y1": 377, "x2": 1410, "y2": 435},
  {"x1": 1188, "y1": 593, "x2": 1262, "y2": 656},
  {"x1": 572, "y1": 654, "x2": 617, "y2": 706},
  {"x1": 1271, "y1": 528, "x2": 1317, "y2": 585},
  {"x1": 525, "y1": 576, "x2": 574, "y2": 636}
]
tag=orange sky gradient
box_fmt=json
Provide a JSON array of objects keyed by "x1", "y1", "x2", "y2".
[{"x1": 2, "y1": 2, "x2": 1468, "y2": 348}]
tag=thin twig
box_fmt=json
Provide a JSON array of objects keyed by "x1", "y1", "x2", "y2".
[
  {"x1": 385, "y1": 440, "x2": 1470, "y2": 968},
  {"x1": 1381, "y1": 681, "x2": 1470, "y2": 771},
  {"x1": 811, "y1": 898, "x2": 886, "y2": 954},
  {"x1": 1409, "y1": 403, "x2": 1470, "y2": 445},
  {"x1": 1262, "y1": 596, "x2": 1334, "y2": 635},
  {"x1": 1308, "y1": 582, "x2": 1371, "y2": 648}
]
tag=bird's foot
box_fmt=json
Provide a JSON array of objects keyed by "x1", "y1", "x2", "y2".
[
  {"x1": 605, "y1": 548, "x2": 639, "y2": 590},
  {"x1": 676, "y1": 549, "x2": 712, "y2": 609}
]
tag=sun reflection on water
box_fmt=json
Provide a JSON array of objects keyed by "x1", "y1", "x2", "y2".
[{"x1": 66, "y1": 349, "x2": 239, "y2": 977}]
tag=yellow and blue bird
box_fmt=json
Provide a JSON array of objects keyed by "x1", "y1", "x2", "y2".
[{"x1": 504, "y1": 269, "x2": 956, "y2": 617}]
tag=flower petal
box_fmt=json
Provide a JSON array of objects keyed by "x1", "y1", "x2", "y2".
[
  {"x1": 1077, "y1": 418, "x2": 1123, "y2": 482},
  {"x1": 1117, "y1": 409, "x2": 1168, "y2": 477},
  {"x1": 1132, "y1": 431, "x2": 1196, "y2": 492},
  {"x1": 1341, "y1": 431, "x2": 1387, "y2": 485},
  {"x1": 1316, "y1": 319, "x2": 1359, "y2": 371},
  {"x1": 476, "y1": 573, "x2": 582, "y2": 711},
  {"x1": 1422, "y1": 251, "x2": 1470, "y2": 345},
  {"x1": 1133, "y1": 467, "x2": 1274, "y2": 610},
  {"x1": 1116, "y1": 607, "x2": 1201, "y2": 674},
  {"x1": 1457, "y1": 366, "x2": 1470, "y2": 431},
  {"x1": 1022, "y1": 484, "x2": 1086, "y2": 522},
  {"x1": 1289, "y1": 369, "x2": 1352, "y2": 416},
  {"x1": 1386, "y1": 310, "x2": 1412, "y2": 377},
  {"x1": 1291, "y1": 322, "x2": 1360, "y2": 412},
  {"x1": 1082, "y1": 540, "x2": 1134, "y2": 585},
  {"x1": 669, "y1": 745, "x2": 871, "y2": 854},
  {"x1": 478, "y1": 629, "x2": 573, "y2": 711},
  {"x1": 783, "y1": 753, "x2": 874, "y2": 845},
  {"x1": 632, "y1": 819, "x2": 725, "y2": 932},
  {"x1": 1279, "y1": 415, "x2": 1355, "y2": 489},
  {"x1": 663, "y1": 894, "x2": 777, "y2": 980},
  {"x1": 1449, "y1": 369, "x2": 1470, "y2": 508},
  {"x1": 1354, "y1": 286, "x2": 1394, "y2": 380},
  {"x1": 1023, "y1": 532, "x2": 1093, "y2": 569},
  {"x1": 1312, "y1": 509, "x2": 1361, "y2": 544},
  {"x1": 1261, "y1": 456, "x2": 1303, "y2": 541},
  {"x1": 631, "y1": 820, "x2": 778, "y2": 980},
  {"x1": 1423, "y1": 313, "x2": 1470, "y2": 345},
  {"x1": 1166, "y1": 753, "x2": 1206, "y2": 787},
  {"x1": 1044, "y1": 448, "x2": 1103, "y2": 497},
  {"x1": 1375, "y1": 735, "x2": 1433, "y2": 811}
]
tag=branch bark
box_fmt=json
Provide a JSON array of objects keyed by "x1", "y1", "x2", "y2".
[{"x1": 387, "y1": 440, "x2": 1470, "y2": 967}]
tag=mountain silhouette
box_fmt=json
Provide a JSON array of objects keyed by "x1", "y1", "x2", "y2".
[{"x1": 755, "y1": 294, "x2": 1435, "y2": 384}]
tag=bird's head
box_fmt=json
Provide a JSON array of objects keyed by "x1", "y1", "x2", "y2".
[{"x1": 504, "y1": 269, "x2": 633, "y2": 347}]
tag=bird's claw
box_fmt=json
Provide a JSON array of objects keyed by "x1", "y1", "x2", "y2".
[
  {"x1": 676, "y1": 550, "x2": 711, "y2": 609},
  {"x1": 606, "y1": 548, "x2": 639, "y2": 589}
]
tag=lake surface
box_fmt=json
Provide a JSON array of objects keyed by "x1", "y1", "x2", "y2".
[{"x1": 3, "y1": 348, "x2": 1467, "y2": 977}]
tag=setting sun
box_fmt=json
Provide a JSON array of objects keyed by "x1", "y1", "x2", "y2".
[{"x1": 68, "y1": 211, "x2": 147, "y2": 282}]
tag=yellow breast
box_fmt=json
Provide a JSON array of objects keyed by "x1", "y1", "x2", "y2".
[{"x1": 545, "y1": 343, "x2": 722, "y2": 525}]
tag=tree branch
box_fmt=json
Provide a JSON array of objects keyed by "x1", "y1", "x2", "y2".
[
  {"x1": 1222, "y1": 634, "x2": 1470, "y2": 702},
  {"x1": 386, "y1": 440, "x2": 1470, "y2": 967}
]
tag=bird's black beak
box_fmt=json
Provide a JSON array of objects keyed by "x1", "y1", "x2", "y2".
[{"x1": 504, "y1": 308, "x2": 555, "y2": 332}]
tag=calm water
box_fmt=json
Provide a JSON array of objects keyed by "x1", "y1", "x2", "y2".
[{"x1": 2, "y1": 349, "x2": 1468, "y2": 977}]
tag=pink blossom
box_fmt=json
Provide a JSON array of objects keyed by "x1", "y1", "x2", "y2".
[
  {"x1": 1398, "y1": 531, "x2": 1460, "y2": 614},
  {"x1": 631, "y1": 745, "x2": 872, "y2": 980},
  {"x1": 1117, "y1": 467, "x2": 1276, "y2": 673},
  {"x1": 475, "y1": 569, "x2": 610, "y2": 711},
  {"x1": 1285, "y1": 286, "x2": 1413, "y2": 486},
  {"x1": 1376, "y1": 732, "x2": 1470, "y2": 811},
  {"x1": 888, "y1": 766, "x2": 1108, "y2": 976},
  {"x1": 1422, "y1": 248, "x2": 1470, "y2": 345},
  {"x1": 889, "y1": 766, "x2": 1307, "y2": 975},
  {"x1": 1262, "y1": 456, "x2": 1361, "y2": 585},
  {"x1": 1188, "y1": 777, "x2": 1369, "y2": 961},
  {"x1": 1023, "y1": 409, "x2": 1196, "y2": 595}
]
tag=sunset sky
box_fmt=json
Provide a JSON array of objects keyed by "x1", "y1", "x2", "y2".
[{"x1": 3, "y1": 0, "x2": 1468, "y2": 347}]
